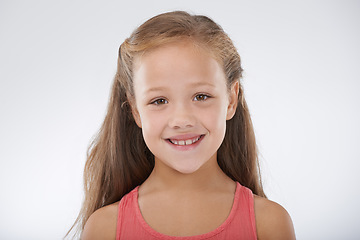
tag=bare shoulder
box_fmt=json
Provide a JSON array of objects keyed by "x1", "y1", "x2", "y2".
[
  {"x1": 254, "y1": 195, "x2": 296, "y2": 240},
  {"x1": 81, "y1": 201, "x2": 119, "y2": 240}
]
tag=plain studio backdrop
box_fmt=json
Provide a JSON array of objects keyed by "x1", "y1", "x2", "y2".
[{"x1": 1, "y1": 0, "x2": 359, "y2": 239}]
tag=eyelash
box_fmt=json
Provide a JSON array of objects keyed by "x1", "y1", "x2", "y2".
[
  {"x1": 150, "y1": 98, "x2": 168, "y2": 105},
  {"x1": 149, "y1": 94, "x2": 211, "y2": 105},
  {"x1": 193, "y1": 94, "x2": 211, "y2": 101}
]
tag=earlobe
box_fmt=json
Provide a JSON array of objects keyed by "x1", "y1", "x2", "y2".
[
  {"x1": 128, "y1": 96, "x2": 142, "y2": 128},
  {"x1": 226, "y1": 81, "x2": 239, "y2": 120},
  {"x1": 132, "y1": 107, "x2": 142, "y2": 128}
]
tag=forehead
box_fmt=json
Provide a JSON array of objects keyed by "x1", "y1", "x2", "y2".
[{"x1": 132, "y1": 41, "x2": 226, "y2": 91}]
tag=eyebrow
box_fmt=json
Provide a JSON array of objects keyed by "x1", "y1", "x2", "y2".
[
  {"x1": 190, "y1": 82, "x2": 216, "y2": 88},
  {"x1": 145, "y1": 87, "x2": 166, "y2": 95},
  {"x1": 145, "y1": 82, "x2": 216, "y2": 94}
]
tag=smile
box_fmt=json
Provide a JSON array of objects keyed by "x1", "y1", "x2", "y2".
[{"x1": 168, "y1": 135, "x2": 203, "y2": 146}]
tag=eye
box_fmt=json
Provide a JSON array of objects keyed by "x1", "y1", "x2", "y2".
[
  {"x1": 150, "y1": 98, "x2": 168, "y2": 105},
  {"x1": 194, "y1": 94, "x2": 210, "y2": 101}
]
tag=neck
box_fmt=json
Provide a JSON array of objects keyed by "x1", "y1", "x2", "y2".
[{"x1": 141, "y1": 154, "x2": 235, "y2": 194}]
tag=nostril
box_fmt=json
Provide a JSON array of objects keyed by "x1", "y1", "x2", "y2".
[
  {"x1": 169, "y1": 121, "x2": 195, "y2": 129},
  {"x1": 168, "y1": 115, "x2": 196, "y2": 129}
]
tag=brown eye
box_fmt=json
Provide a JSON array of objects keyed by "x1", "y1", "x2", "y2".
[
  {"x1": 194, "y1": 94, "x2": 209, "y2": 101},
  {"x1": 151, "y1": 98, "x2": 168, "y2": 105}
]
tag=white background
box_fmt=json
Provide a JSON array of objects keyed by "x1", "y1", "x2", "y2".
[{"x1": 1, "y1": 0, "x2": 359, "y2": 239}]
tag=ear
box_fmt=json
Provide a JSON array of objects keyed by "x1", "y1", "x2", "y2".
[
  {"x1": 226, "y1": 81, "x2": 239, "y2": 120},
  {"x1": 128, "y1": 96, "x2": 142, "y2": 128},
  {"x1": 132, "y1": 106, "x2": 142, "y2": 128}
]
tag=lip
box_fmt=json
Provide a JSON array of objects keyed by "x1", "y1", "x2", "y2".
[
  {"x1": 165, "y1": 134, "x2": 205, "y2": 151},
  {"x1": 167, "y1": 133, "x2": 202, "y2": 141}
]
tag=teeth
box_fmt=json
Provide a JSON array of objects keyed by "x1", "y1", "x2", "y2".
[{"x1": 170, "y1": 136, "x2": 201, "y2": 146}]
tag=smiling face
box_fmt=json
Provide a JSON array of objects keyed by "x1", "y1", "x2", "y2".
[{"x1": 131, "y1": 41, "x2": 238, "y2": 174}]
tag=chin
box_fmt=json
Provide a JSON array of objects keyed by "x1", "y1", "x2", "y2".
[{"x1": 171, "y1": 162, "x2": 204, "y2": 175}]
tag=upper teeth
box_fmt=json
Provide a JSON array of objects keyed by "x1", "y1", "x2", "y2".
[{"x1": 171, "y1": 136, "x2": 201, "y2": 146}]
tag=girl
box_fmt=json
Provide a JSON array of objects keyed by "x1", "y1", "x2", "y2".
[{"x1": 70, "y1": 11, "x2": 295, "y2": 239}]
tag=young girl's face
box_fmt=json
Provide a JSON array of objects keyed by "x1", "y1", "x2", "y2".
[{"x1": 132, "y1": 41, "x2": 238, "y2": 174}]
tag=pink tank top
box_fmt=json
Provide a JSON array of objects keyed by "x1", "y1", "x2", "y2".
[{"x1": 116, "y1": 182, "x2": 257, "y2": 239}]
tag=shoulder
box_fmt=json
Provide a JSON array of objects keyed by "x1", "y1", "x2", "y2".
[
  {"x1": 254, "y1": 195, "x2": 296, "y2": 240},
  {"x1": 81, "y1": 201, "x2": 119, "y2": 240}
]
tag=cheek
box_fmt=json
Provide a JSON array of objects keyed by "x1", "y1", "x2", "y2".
[
  {"x1": 140, "y1": 111, "x2": 165, "y2": 138},
  {"x1": 204, "y1": 102, "x2": 228, "y2": 126},
  {"x1": 196, "y1": 104, "x2": 228, "y2": 143}
]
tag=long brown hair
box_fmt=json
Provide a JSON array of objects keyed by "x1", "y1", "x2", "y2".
[{"x1": 66, "y1": 10, "x2": 265, "y2": 238}]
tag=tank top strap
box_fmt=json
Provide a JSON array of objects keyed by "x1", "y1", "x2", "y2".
[
  {"x1": 231, "y1": 182, "x2": 257, "y2": 238},
  {"x1": 116, "y1": 187, "x2": 140, "y2": 240}
]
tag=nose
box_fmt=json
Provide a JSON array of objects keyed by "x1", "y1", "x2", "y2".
[{"x1": 168, "y1": 103, "x2": 196, "y2": 129}]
